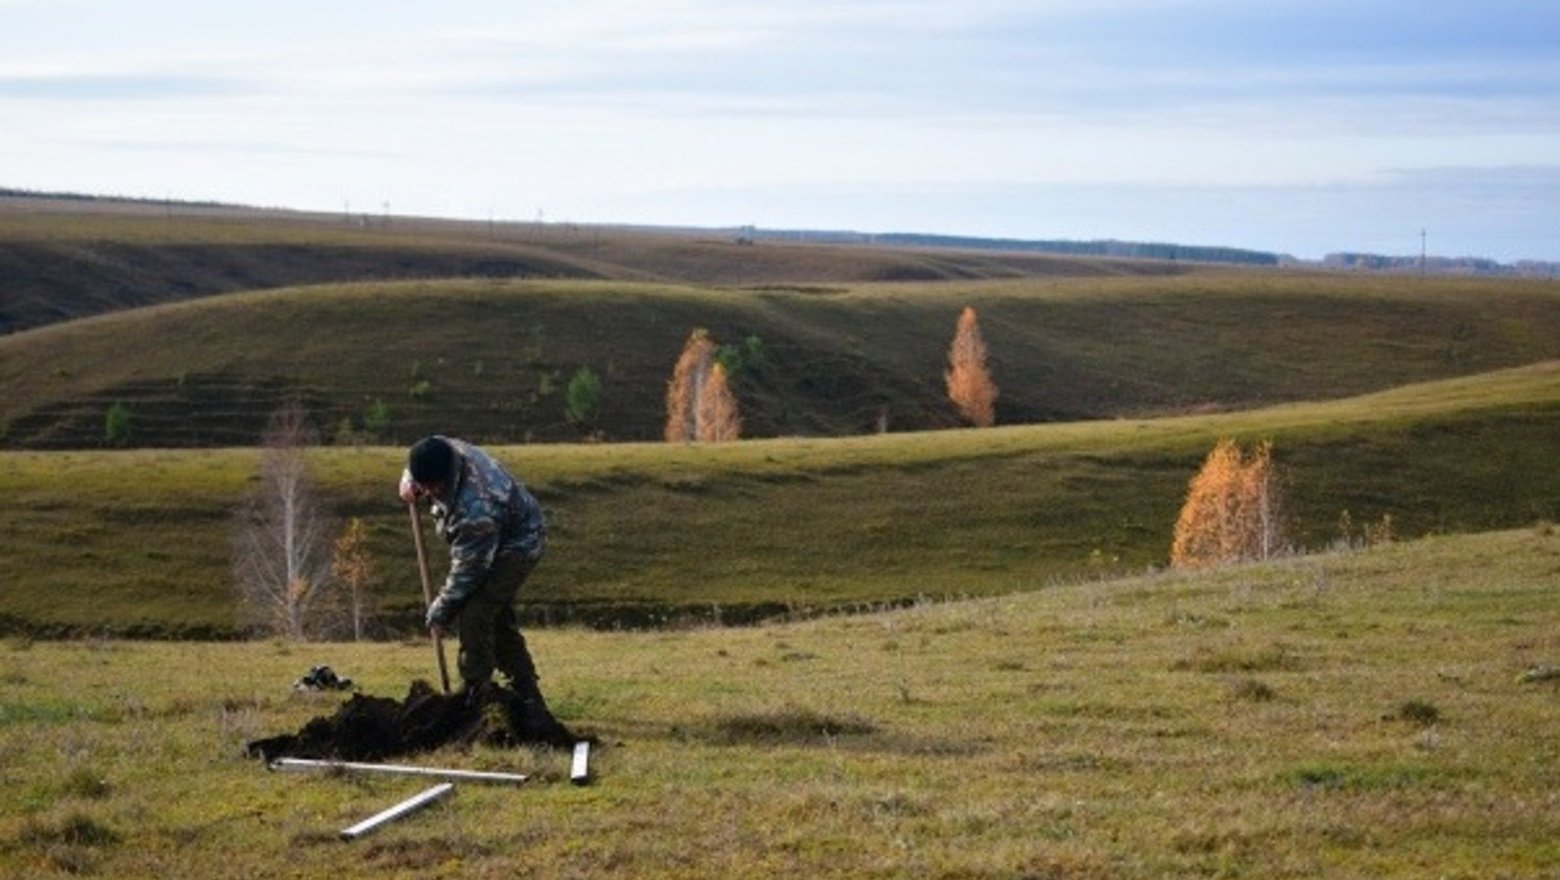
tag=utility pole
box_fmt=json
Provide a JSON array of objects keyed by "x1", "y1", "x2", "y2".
[{"x1": 1420, "y1": 229, "x2": 1427, "y2": 276}]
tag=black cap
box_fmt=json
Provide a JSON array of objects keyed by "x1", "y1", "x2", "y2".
[{"x1": 408, "y1": 436, "x2": 455, "y2": 485}]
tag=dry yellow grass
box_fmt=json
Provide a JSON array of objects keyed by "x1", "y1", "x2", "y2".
[{"x1": 2, "y1": 527, "x2": 1556, "y2": 878}]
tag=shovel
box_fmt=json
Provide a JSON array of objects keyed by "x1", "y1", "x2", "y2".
[{"x1": 407, "y1": 501, "x2": 452, "y2": 694}]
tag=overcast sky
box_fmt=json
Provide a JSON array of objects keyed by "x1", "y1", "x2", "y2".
[{"x1": 3, "y1": 0, "x2": 1558, "y2": 261}]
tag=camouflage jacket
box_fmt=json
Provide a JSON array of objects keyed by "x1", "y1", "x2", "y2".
[{"x1": 425, "y1": 438, "x2": 546, "y2": 625}]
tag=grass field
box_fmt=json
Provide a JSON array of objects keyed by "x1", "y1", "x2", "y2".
[
  {"x1": 3, "y1": 273, "x2": 1558, "y2": 447},
  {"x1": 2, "y1": 199, "x2": 1556, "y2": 878},
  {"x1": 1, "y1": 527, "x2": 1555, "y2": 878},
  {"x1": 1, "y1": 361, "x2": 1555, "y2": 638},
  {"x1": 0, "y1": 204, "x2": 1195, "y2": 336}
]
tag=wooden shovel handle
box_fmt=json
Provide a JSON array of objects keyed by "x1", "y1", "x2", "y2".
[{"x1": 407, "y1": 501, "x2": 452, "y2": 694}]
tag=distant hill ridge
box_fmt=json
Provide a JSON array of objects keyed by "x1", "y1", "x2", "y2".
[
  {"x1": 0, "y1": 187, "x2": 1280, "y2": 267},
  {"x1": 0, "y1": 190, "x2": 1204, "y2": 335},
  {"x1": 8, "y1": 187, "x2": 1555, "y2": 284}
]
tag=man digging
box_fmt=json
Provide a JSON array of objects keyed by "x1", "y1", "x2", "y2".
[{"x1": 399, "y1": 435, "x2": 573, "y2": 746}]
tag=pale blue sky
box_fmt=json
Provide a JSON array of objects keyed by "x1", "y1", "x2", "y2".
[{"x1": 3, "y1": 0, "x2": 1557, "y2": 260}]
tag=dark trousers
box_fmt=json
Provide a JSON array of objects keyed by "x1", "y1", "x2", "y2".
[{"x1": 456, "y1": 553, "x2": 541, "y2": 688}]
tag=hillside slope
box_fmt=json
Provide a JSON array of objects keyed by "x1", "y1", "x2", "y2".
[
  {"x1": 0, "y1": 204, "x2": 1198, "y2": 334},
  {"x1": 2, "y1": 362, "x2": 1555, "y2": 637},
  {"x1": 2, "y1": 274, "x2": 1557, "y2": 448}
]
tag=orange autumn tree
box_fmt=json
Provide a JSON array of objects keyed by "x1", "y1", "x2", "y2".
[
  {"x1": 1170, "y1": 439, "x2": 1245, "y2": 567},
  {"x1": 665, "y1": 328, "x2": 716, "y2": 442},
  {"x1": 1240, "y1": 440, "x2": 1287, "y2": 562},
  {"x1": 695, "y1": 362, "x2": 742, "y2": 442},
  {"x1": 946, "y1": 306, "x2": 998, "y2": 427},
  {"x1": 1170, "y1": 438, "x2": 1289, "y2": 568},
  {"x1": 331, "y1": 517, "x2": 376, "y2": 642},
  {"x1": 664, "y1": 328, "x2": 741, "y2": 443}
]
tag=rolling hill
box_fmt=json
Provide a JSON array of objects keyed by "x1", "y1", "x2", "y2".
[
  {"x1": 0, "y1": 199, "x2": 1553, "y2": 879},
  {"x1": 0, "y1": 196, "x2": 1199, "y2": 335},
  {"x1": 2, "y1": 362, "x2": 1555, "y2": 637},
  {"x1": 1, "y1": 199, "x2": 1556, "y2": 638},
  {"x1": 2, "y1": 271, "x2": 1557, "y2": 449}
]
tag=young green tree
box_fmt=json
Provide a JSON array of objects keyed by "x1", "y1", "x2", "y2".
[
  {"x1": 104, "y1": 401, "x2": 132, "y2": 447},
  {"x1": 716, "y1": 334, "x2": 767, "y2": 380},
  {"x1": 362, "y1": 398, "x2": 390, "y2": 439},
  {"x1": 946, "y1": 307, "x2": 998, "y2": 427},
  {"x1": 564, "y1": 366, "x2": 603, "y2": 429}
]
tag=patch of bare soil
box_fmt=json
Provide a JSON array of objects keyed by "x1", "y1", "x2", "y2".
[{"x1": 246, "y1": 680, "x2": 574, "y2": 762}]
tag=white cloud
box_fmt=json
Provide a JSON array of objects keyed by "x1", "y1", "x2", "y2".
[{"x1": 2, "y1": 0, "x2": 1558, "y2": 259}]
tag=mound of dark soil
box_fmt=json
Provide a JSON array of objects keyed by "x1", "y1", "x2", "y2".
[{"x1": 246, "y1": 680, "x2": 574, "y2": 762}]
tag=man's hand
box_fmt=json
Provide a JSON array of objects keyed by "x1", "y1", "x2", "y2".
[
  {"x1": 425, "y1": 596, "x2": 455, "y2": 633},
  {"x1": 429, "y1": 621, "x2": 449, "y2": 639},
  {"x1": 398, "y1": 468, "x2": 420, "y2": 504}
]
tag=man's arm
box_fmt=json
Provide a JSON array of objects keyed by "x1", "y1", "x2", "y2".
[{"x1": 426, "y1": 516, "x2": 500, "y2": 627}]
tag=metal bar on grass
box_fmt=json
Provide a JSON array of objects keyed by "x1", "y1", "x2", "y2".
[
  {"x1": 270, "y1": 757, "x2": 529, "y2": 785},
  {"x1": 570, "y1": 741, "x2": 591, "y2": 785},
  {"x1": 339, "y1": 782, "x2": 454, "y2": 841}
]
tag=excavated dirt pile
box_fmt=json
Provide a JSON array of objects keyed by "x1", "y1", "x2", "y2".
[{"x1": 246, "y1": 680, "x2": 574, "y2": 762}]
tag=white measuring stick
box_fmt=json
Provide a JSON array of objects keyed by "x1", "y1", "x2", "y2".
[
  {"x1": 570, "y1": 741, "x2": 591, "y2": 785},
  {"x1": 339, "y1": 782, "x2": 454, "y2": 840},
  {"x1": 270, "y1": 757, "x2": 529, "y2": 785}
]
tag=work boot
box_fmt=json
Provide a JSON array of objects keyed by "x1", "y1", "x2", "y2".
[
  {"x1": 506, "y1": 675, "x2": 574, "y2": 747},
  {"x1": 460, "y1": 679, "x2": 495, "y2": 709}
]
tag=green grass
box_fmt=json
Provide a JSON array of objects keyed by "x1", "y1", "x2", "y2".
[
  {"x1": 5, "y1": 197, "x2": 1554, "y2": 878},
  {"x1": 3, "y1": 273, "x2": 1558, "y2": 447},
  {"x1": 0, "y1": 362, "x2": 1555, "y2": 637},
  {"x1": 0, "y1": 527, "x2": 1555, "y2": 878}
]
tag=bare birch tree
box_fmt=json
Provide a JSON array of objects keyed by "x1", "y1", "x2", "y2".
[
  {"x1": 232, "y1": 401, "x2": 337, "y2": 639},
  {"x1": 331, "y1": 517, "x2": 376, "y2": 641}
]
